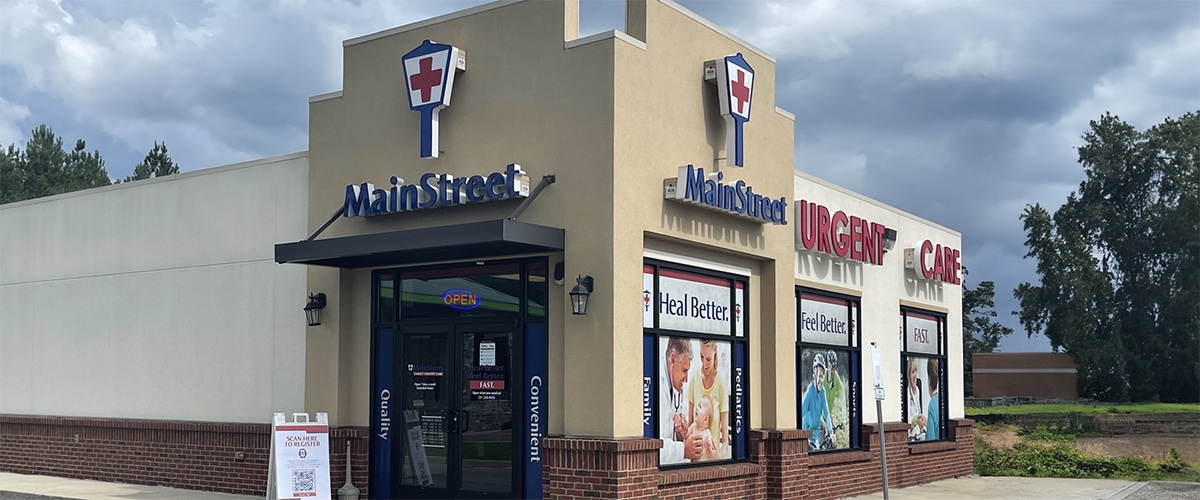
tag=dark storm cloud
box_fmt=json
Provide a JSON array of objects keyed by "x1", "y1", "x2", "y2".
[
  {"x1": 683, "y1": 0, "x2": 1198, "y2": 352},
  {"x1": 2, "y1": 0, "x2": 1196, "y2": 353}
]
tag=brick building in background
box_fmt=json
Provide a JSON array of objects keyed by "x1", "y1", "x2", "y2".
[{"x1": 973, "y1": 353, "x2": 1080, "y2": 399}]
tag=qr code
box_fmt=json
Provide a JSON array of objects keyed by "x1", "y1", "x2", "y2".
[{"x1": 292, "y1": 468, "x2": 316, "y2": 494}]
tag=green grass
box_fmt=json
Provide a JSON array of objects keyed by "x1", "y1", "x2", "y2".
[
  {"x1": 975, "y1": 426, "x2": 1200, "y2": 482},
  {"x1": 966, "y1": 402, "x2": 1200, "y2": 416}
]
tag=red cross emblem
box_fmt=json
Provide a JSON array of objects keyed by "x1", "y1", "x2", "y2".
[
  {"x1": 730, "y1": 69, "x2": 750, "y2": 115},
  {"x1": 409, "y1": 57, "x2": 443, "y2": 104},
  {"x1": 401, "y1": 40, "x2": 461, "y2": 159},
  {"x1": 716, "y1": 53, "x2": 753, "y2": 167}
]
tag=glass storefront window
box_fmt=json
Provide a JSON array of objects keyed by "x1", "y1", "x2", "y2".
[
  {"x1": 377, "y1": 273, "x2": 397, "y2": 323},
  {"x1": 797, "y1": 289, "x2": 862, "y2": 453},
  {"x1": 399, "y1": 264, "x2": 523, "y2": 319},
  {"x1": 527, "y1": 262, "x2": 547, "y2": 318},
  {"x1": 901, "y1": 308, "x2": 948, "y2": 442},
  {"x1": 642, "y1": 261, "x2": 749, "y2": 468}
]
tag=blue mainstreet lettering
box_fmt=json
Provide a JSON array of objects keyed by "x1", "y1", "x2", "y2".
[
  {"x1": 674, "y1": 164, "x2": 787, "y2": 225},
  {"x1": 344, "y1": 163, "x2": 527, "y2": 217}
]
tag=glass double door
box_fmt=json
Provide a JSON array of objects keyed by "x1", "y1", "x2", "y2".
[{"x1": 396, "y1": 323, "x2": 516, "y2": 499}]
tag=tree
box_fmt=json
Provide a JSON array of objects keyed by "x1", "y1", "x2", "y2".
[
  {"x1": 0, "y1": 125, "x2": 111, "y2": 204},
  {"x1": 962, "y1": 278, "x2": 1013, "y2": 394},
  {"x1": 123, "y1": 141, "x2": 180, "y2": 182},
  {"x1": 1015, "y1": 111, "x2": 1199, "y2": 402}
]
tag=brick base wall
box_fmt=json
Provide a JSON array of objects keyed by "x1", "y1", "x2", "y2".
[
  {"x1": 658, "y1": 462, "x2": 765, "y2": 500},
  {"x1": 805, "y1": 418, "x2": 976, "y2": 500},
  {"x1": 3, "y1": 415, "x2": 973, "y2": 499},
  {"x1": 543, "y1": 420, "x2": 974, "y2": 500},
  {"x1": 542, "y1": 437, "x2": 662, "y2": 499},
  {"x1": 0, "y1": 415, "x2": 369, "y2": 498}
]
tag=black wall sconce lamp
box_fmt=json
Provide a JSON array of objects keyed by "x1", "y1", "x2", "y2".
[
  {"x1": 304, "y1": 293, "x2": 327, "y2": 326},
  {"x1": 882, "y1": 228, "x2": 898, "y2": 253},
  {"x1": 569, "y1": 275, "x2": 594, "y2": 315}
]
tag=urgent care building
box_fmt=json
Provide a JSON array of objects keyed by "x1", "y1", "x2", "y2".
[{"x1": 0, "y1": 1, "x2": 973, "y2": 499}]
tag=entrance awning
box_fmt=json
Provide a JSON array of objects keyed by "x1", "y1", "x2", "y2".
[{"x1": 275, "y1": 219, "x2": 564, "y2": 268}]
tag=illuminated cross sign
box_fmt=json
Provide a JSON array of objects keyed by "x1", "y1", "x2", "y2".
[
  {"x1": 717, "y1": 53, "x2": 754, "y2": 167},
  {"x1": 402, "y1": 40, "x2": 463, "y2": 159}
]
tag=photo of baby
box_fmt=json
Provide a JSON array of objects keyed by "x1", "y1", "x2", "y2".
[
  {"x1": 658, "y1": 336, "x2": 732, "y2": 465},
  {"x1": 688, "y1": 395, "x2": 720, "y2": 461}
]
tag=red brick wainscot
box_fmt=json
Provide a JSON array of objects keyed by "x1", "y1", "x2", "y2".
[
  {"x1": 543, "y1": 437, "x2": 660, "y2": 498},
  {"x1": 543, "y1": 419, "x2": 974, "y2": 500},
  {"x1": 0, "y1": 415, "x2": 369, "y2": 498},
  {"x1": 805, "y1": 418, "x2": 976, "y2": 500}
]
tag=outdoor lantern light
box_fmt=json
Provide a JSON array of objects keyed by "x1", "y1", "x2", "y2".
[
  {"x1": 569, "y1": 275, "x2": 594, "y2": 315},
  {"x1": 304, "y1": 293, "x2": 327, "y2": 326},
  {"x1": 882, "y1": 228, "x2": 898, "y2": 253}
]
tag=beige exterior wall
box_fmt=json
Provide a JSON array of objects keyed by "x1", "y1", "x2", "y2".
[
  {"x1": 300, "y1": 0, "x2": 964, "y2": 439},
  {"x1": 612, "y1": 0, "x2": 798, "y2": 434},
  {"x1": 304, "y1": 0, "x2": 617, "y2": 431},
  {"x1": 794, "y1": 170, "x2": 965, "y2": 422},
  {"x1": 1, "y1": 153, "x2": 309, "y2": 423}
]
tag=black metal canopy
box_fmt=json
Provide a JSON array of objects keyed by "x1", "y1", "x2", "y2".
[{"x1": 274, "y1": 219, "x2": 564, "y2": 268}]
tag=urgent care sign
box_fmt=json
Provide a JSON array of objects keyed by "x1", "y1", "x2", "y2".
[
  {"x1": 794, "y1": 200, "x2": 888, "y2": 265},
  {"x1": 904, "y1": 239, "x2": 962, "y2": 285}
]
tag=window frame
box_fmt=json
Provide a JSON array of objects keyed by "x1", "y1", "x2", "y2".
[
  {"x1": 899, "y1": 307, "x2": 949, "y2": 443},
  {"x1": 796, "y1": 287, "x2": 863, "y2": 454},
  {"x1": 643, "y1": 259, "x2": 750, "y2": 469}
]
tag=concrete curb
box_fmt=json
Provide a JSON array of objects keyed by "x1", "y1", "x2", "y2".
[{"x1": 1104, "y1": 481, "x2": 1149, "y2": 500}]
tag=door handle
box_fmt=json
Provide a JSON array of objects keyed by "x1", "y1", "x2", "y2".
[
  {"x1": 460, "y1": 410, "x2": 469, "y2": 433},
  {"x1": 445, "y1": 409, "x2": 459, "y2": 433}
]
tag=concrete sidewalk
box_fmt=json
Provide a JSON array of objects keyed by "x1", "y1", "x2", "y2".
[
  {"x1": 3, "y1": 472, "x2": 1198, "y2": 500},
  {"x1": 844, "y1": 475, "x2": 1197, "y2": 500}
]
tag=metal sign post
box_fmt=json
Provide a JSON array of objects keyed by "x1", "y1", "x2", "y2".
[{"x1": 871, "y1": 343, "x2": 890, "y2": 500}]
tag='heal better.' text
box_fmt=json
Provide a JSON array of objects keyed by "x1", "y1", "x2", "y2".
[{"x1": 660, "y1": 292, "x2": 729, "y2": 321}]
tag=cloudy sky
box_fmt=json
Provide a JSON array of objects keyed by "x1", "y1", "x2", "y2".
[{"x1": 2, "y1": 0, "x2": 1197, "y2": 352}]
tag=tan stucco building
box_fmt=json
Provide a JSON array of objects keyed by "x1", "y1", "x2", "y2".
[{"x1": 1, "y1": 1, "x2": 973, "y2": 499}]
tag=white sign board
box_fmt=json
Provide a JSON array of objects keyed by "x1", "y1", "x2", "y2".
[
  {"x1": 405, "y1": 410, "x2": 434, "y2": 486},
  {"x1": 871, "y1": 343, "x2": 883, "y2": 388},
  {"x1": 643, "y1": 266, "x2": 656, "y2": 328},
  {"x1": 270, "y1": 413, "x2": 331, "y2": 500},
  {"x1": 905, "y1": 313, "x2": 940, "y2": 355},
  {"x1": 656, "y1": 268, "x2": 736, "y2": 334},
  {"x1": 799, "y1": 295, "x2": 851, "y2": 346},
  {"x1": 479, "y1": 341, "x2": 496, "y2": 367},
  {"x1": 734, "y1": 282, "x2": 745, "y2": 337}
]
